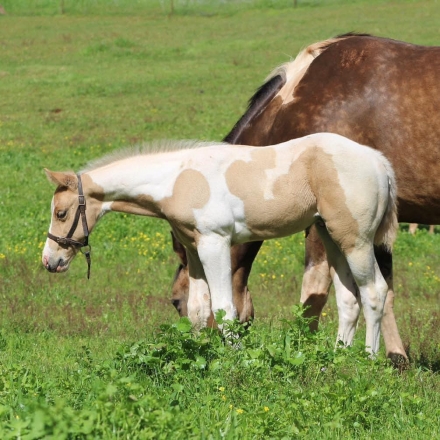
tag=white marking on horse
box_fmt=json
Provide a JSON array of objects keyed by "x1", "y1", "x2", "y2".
[{"x1": 266, "y1": 37, "x2": 350, "y2": 106}]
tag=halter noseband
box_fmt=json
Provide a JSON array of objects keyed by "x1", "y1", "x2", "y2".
[{"x1": 47, "y1": 174, "x2": 92, "y2": 279}]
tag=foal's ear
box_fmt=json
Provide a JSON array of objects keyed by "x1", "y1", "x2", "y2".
[
  {"x1": 170, "y1": 231, "x2": 188, "y2": 266},
  {"x1": 44, "y1": 169, "x2": 78, "y2": 191}
]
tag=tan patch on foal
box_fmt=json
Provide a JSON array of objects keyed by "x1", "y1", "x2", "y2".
[
  {"x1": 111, "y1": 195, "x2": 162, "y2": 218},
  {"x1": 162, "y1": 169, "x2": 210, "y2": 237},
  {"x1": 79, "y1": 174, "x2": 105, "y2": 227},
  {"x1": 225, "y1": 147, "x2": 315, "y2": 238},
  {"x1": 50, "y1": 173, "x2": 105, "y2": 243},
  {"x1": 225, "y1": 146, "x2": 359, "y2": 252},
  {"x1": 306, "y1": 148, "x2": 359, "y2": 253}
]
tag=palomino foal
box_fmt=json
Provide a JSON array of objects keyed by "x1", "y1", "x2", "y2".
[{"x1": 42, "y1": 133, "x2": 397, "y2": 354}]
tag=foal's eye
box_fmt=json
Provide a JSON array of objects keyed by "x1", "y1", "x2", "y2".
[{"x1": 56, "y1": 210, "x2": 67, "y2": 220}]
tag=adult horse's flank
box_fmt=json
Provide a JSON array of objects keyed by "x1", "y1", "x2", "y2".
[
  {"x1": 42, "y1": 134, "x2": 397, "y2": 354},
  {"x1": 172, "y1": 33, "x2": 440, "y2": 362}
]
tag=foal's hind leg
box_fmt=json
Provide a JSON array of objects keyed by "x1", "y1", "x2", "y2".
[
  {"x1": 304, "y1": 225, "x2": 405, "y2": 360},
  {"x1": 315, "y1": 221, "x2": 388, "y2": 354},
  {"x1": 344, "y1": 247, "x2": 389, "y2": 355},
  {"x1": 314, "y1": 224, "x2": 361, "y2": 347}
]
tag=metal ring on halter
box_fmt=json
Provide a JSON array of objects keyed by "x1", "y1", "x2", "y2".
[{"x1": 80, "y1": 245, "x2": 92, "y2": 255}]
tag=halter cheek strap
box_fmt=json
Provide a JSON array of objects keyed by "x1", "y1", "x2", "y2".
[{"x1": 47, "y1": 174, "x2": 92, "y2": 279}]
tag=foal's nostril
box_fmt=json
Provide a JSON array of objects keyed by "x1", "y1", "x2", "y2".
[
  {"x1": 42, "y1": 256, "x2": 54, "y2": 271},
  {"x1": 46, "y1": 264, "x2": 58, "y2": 273}
]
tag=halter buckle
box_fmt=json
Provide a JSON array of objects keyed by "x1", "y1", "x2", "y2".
[{"x1": 57, "y1": 237, "x2": 69, "y2": 246}]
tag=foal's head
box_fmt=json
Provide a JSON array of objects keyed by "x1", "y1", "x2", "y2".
[{"x1": 42, "y1": 170, "x2": 103, "y2": 274}]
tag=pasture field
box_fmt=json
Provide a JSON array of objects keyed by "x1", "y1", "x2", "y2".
[{"x1": 1, "y1": 0, "x2": 439, "y2": 437}]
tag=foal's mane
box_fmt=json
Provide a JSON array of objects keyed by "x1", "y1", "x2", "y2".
[
  {"x1": 224, "y1": 32, "x2": 372, "y2": 144},
  {"x1": 81, "y1": 139, "x2": 226, "y2": 173}
]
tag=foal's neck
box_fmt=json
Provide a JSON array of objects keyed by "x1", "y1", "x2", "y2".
[{"x1": 86, "y1": 153, "x2": 185, "y2": 218}]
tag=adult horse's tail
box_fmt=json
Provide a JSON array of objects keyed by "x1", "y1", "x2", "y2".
[{"x1": 374, "y1": 155, "x2": 398, "y2": 251}]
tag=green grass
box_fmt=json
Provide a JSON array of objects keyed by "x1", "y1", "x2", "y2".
[{"x1": 0, "y1": 0, "x2": 439, "y2": 437}]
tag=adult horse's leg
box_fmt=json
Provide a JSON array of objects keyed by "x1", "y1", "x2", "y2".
[
  {"x1": 374, "y1": 245, "x2": 407, "y2": 362},
  {"x1": 230, "y1": 241, "x2": 261, "y2": 323},
  {"x1": 409, "y1": 223, "x2": 418, "y2": 234},
  {"x1": 300, "y1": 225, "x2": 332, "y2": 330},
  {"x1": 170, "y1": 233, "x2": 190, "y2": 317}
]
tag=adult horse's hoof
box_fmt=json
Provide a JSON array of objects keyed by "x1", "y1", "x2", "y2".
[{"x1": 388, "y1": 352, "x2": 409, "y2": 371}]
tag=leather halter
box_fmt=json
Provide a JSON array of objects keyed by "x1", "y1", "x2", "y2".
[{"x1": 47, "y1": 174, "x2": 92, "y2": 279}]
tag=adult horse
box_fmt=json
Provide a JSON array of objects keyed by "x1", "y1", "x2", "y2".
[{"x1": 171, "y1": 33, "x2": 440, "y2": 362}]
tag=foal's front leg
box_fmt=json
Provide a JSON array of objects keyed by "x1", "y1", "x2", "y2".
[{"x1": 196, "y1": 234, "x2": 236, "y2": 324}]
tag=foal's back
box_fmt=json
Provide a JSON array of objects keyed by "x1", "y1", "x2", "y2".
[{"x1": 181, "y1": 133, "x2": 392, "y2": 245}]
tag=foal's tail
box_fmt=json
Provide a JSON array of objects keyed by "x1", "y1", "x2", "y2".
[{"x1": 374, "y1": 155, "x2": 398, "y2": 251}]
